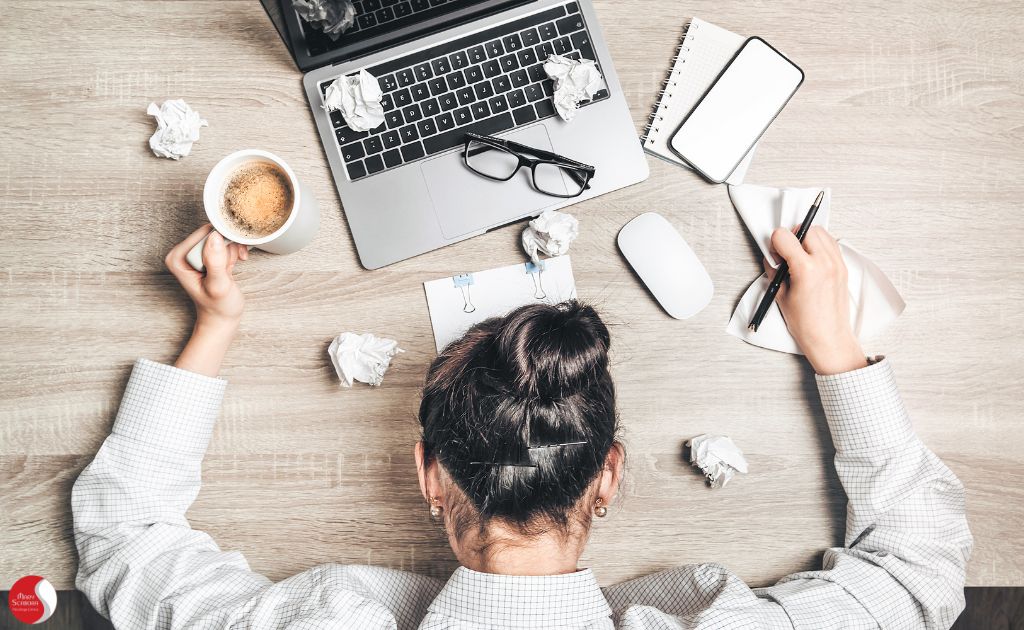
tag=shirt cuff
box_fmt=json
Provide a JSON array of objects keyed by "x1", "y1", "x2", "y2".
[
  {"x1": 814, "y1": 358, "x2": 914, "y2": 453},
  {"x1": 111, "y1": 358, "x2": 227, "y2": 457}
]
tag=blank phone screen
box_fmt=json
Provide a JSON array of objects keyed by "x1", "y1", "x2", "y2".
[{"x1": 670, "y1": 38, "x2": 803, "y2": 183}]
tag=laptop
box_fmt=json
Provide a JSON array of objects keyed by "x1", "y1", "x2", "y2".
[{"x1": 261, "y1": 0, "x2": 649, "y2": 269}]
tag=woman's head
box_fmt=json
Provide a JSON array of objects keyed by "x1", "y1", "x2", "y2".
[{"x1": 415, "y1": 301, "x2": 623, "y2": 568}]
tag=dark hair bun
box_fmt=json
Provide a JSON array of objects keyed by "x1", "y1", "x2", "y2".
[
  {"x1": 496, "y1": 301, "x2": 610, "y2": 400},
  {"x1": 419, "y1": 300, "x2": 618, "y2": 534}
]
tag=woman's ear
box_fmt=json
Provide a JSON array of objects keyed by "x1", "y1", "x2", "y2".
[
  {"x1": 597, "y1": 442, "x2": 625, "y2": 503},
  {"x1": 414, "y1": 441, "x2": 444, "y2": 504}
]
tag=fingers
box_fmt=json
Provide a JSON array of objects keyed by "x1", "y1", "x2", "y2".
[
  {"x1": 165, "y1": 224, "x2": 214, "y2": 289},
  {"x1": 203, "y1": 231, "x2": 232, "y2": 289},
  {"x1": 771, "y1": 228, "x2": 810, "y2": 270}
]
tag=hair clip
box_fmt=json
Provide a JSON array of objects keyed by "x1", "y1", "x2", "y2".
[{"x1": 470, "y1": 440, "x2": 586, "y2": 468}]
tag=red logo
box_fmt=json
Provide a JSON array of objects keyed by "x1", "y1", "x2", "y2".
[{"x1": 7, "y1": 576, "x2": 57, "y2": 624}]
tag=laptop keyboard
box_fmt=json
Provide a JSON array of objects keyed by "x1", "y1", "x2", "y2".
[
  {"x1": 348, "y1": 0, "x2": 451, "y2": 38},
  {"x1": 319, "y1": 2, "x2": 609, "y2": 181}
]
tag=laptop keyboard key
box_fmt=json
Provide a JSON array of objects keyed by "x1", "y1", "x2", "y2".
[
  {"x1": 365, "y1": 154, "x2": 385, "y2": 174},
  {"x1": 453, "y1": 106, "x2": 473, "y2": 125},
  {"x1": 411, "y1": 83, "x2": 430, "y2": 101},
  {"x1": 510, "y1": 69, "x2": 529, "y2": 88},
  {"x1": 539, "y1": 22, "x2": 558, "y2": 40},
  {"x1": 556, "y1": 14, "x2": 585, "y2": 35},
  {"x1": 567, "y1": 1, "x2": 580, "y2": 13},
  {"x1": 465, "y1": 65, "x2": 484, "y2": 83},
  {"x1": 446, "y1": 71, "x2": 467, "y2": 90},
  {"x1": 485, "y1": 40, "x2": 504, "y2": 58},
  {"x1": 393, "y1": 88, "x2": 412, "y2": 107},
  {"x1": 488, "y1": 94, "x2": 510, "y2": 114},
  {"x1": 535, "y1": 99, "x2": 556, "y2": 119},
  {"x1": 512, "y1": 105, "x2": 537, "y2": 126},
  {"x1": 347, "y1": 160, "x2": 367, "y2": 180},
  {"x1": 474, "y1": 81, "x2": 494, "y2": 100},
  {"x1": 381, "y1": 93, "x2": 395, "y2": 111},
  {"x1": 428, "y1": 77, "x2": 448, "y2": 96},
  {"x1": 571, "y1": 31, "x2": 595, "y2": 60},
  {"x1": 499, "y1": 54, "x2": 519, "y2": 73},
  {"x1": 508, "y1": 89, "x2": 526, "y2": 108},
  {"x1": 528, "y1": 63, "x2": 546, "y2": 82},
  {"x1": 385, "y1": 110, "x2": 404, "y2": 129},
  {"x1": 492, "y1": 75, "x2": 512, "y2": 94},
  {"x1": 431, "y1": 57, "x2": 452, "y2": 75},
  {"x1": 553, "y1": 36, "x2": 573, "y2": 55},
  {"x1": 524, "y1": 83, "x2": 545, "y2": 102},
  {"x1": 364, "y1": 136, "x2": 384, "y2": 155},
  {"x1": 468, "y1": 45, "x2": 486, "y2": 63},
  {"x1": 357, "y1": 13, "x2": 377, "y2": 29},
  {"x1": 379, "y1": 73, "x2": 398, "y2": 91},
  {"x1": 521, "y1": 28, "x2": 540, "y2": 46},
  {"x1": 402, "y1": 104, "x2": 423, "y2": 123},
  {"x1": 400, "y1": 124, "x2": 420, "y2": 143},
  {"x1": 422, "y1": 97, "x2": 440, "y2": 117},
  {"x1": 377, "y1": 6, "x2": 395, "y2": 22},
  {"x1": 382, "y1": 149, "x2": 402, "y2": 168},
  {"x1": 450, "y1": 51, "x2": 469, "y2": 69},
  {"x1": 536, "y1": 42, "x2": 555, "y2": 59},
  {"x1": 457, "y1": 86, "x2": 476, "y2": 105},
  {"x1": 342, "y1": 142, "x2": 366, "y2": 162},
  {"x1": 401, "y1": 142, "x2": 425, "y2": 162},
  {"x1": 437, "y1": 112, "x2": 456, "y2": 131},
  {"x1": 414, "y1": 62, "x2": 433, "y2": 81},
  {"x1": 482, "y1": 59, "x2": 502, "y2": 78},
  {"x1": 471, "y1": 101, "x2": 491, "y2": 120},
  {"x1": 337, "y1": 123, "x2": 369, "y2": 144},
  {"x1": 395, "y1": 1, "x2": 412, "y2": 17},
  {"x1": 411, "y1": 0, "x2": 429, "y2": 11},
  {"x1": 422, "y1": 112, "x2": 515, "y2": 155},
  {"x1": 502, "y1": 33, "x2": 522, "y2": 52},
  {"x1": 382, "y1": 130, "x2": 401, "y2": 148},
  {"x1": 517, "y1": 48, "x2": 538, "y2": 67},
  {"x1": 439, "y1": 92, "x2": 459, "y2": 111},
  {"x1": 417, "y1": 118, "x2": 438, "y2": 137},
  {"x1": 396, "y1": 69, "x2": 415, "y2": 87}
]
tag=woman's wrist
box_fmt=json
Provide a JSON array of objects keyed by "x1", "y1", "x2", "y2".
[{"x1": 174, "y1": 316, "x2": 239, "y2": 377}]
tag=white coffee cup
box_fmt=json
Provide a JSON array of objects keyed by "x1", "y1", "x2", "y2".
[{"x1": 186, "y1": 149, "x2": 320, "y2": 271}]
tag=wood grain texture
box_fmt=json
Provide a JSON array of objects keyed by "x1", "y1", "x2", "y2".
[{"x1": 1, "y1": 0, "x2": 1023, "y2": 591}]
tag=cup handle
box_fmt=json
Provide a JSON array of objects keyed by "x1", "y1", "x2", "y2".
[{"x1": 186, "y1": 234, "x2": 211, "y2": 272}]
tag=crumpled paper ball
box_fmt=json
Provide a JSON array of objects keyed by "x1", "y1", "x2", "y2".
[
  {"x1": 521, "y1": 210, "x2": 579, "y2": 264},
  {"x1": 292, "y1": 0, "x2": 356, "y2": 39},
  {"x1": 146, "y1": 99, "x2": 207, "y2": 160},
  {"x1": 323, "y1": 70, "x2": 386, "y2": 132},
  {"x1": 686, "y1": 434, "x2": 748, "y2": 489},
  {"x1": 542, "y1": 54, "x2": 605, "y2": 121},
  {"x1": 328, "y1": 332, "x2": 403, "y2": 387}
]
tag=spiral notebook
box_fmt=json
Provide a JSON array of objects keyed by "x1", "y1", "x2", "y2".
[{"x1": 642, "y1": 18, "x2": 755, "y2": 185}]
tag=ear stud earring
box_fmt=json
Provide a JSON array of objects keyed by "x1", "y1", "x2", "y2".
[
  {"x1": 429, "y1": 498, "x2": 443, "y2": 519},
  {"x1": 594, "y1": 498, "x2": 608, "y2": 518}
]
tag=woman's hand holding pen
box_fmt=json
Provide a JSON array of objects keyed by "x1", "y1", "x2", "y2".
[
  {"x1": 768, "y1": 226, "x2": 868, "y2": 376},
  {"x1": 165, "y1": 225, "x2": 249, "y2": 377}
]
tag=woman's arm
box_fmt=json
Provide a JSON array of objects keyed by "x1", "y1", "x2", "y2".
[{"x1": 71, "y1": 227, "x2": 271, "y2": 627}]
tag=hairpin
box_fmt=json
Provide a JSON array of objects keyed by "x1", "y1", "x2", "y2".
[{"x1": 470, "y1": 440, "x2": 586, "y2": 468}]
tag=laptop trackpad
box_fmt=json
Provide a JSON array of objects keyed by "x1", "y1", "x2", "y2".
[{"x1": 422, "y1": 125, "x2": 565, "y2": 240}]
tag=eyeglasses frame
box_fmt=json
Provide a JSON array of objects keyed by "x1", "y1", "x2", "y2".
[{"x1": 462, "y1": 132, "x2": 596, "y2": 198}]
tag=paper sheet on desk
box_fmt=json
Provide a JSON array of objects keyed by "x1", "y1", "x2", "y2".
[
  {"x1": 727, "y1": 241, "x2": 906, "y2": 354},
  {"x1": 423, "y1": 256, "x2": 577, "y2": 352}
]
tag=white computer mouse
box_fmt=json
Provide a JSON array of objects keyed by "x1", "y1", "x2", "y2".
[{"x1": 617, "y1": 212, "x2": 714, "y2": 319}]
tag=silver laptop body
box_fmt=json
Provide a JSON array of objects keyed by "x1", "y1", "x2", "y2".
[{"x1": 302, "y1": 0, "x2": 648, "y2": 269}]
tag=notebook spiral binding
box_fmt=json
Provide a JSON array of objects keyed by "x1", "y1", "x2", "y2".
[{"x1": 640, "y1": 20, "x2": 698, "y2": 148}]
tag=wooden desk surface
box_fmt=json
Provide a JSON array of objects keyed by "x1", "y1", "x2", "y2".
[{"x1": 1, "y1": 0, "x2": 1022, "y2": 590}]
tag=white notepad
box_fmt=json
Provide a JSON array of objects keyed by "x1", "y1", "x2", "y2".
[
  {"x1": 642, "y1": 18, "x2": 755, "y2": 185},
  {"x1": 423, "y1": 256, "x2": 577, "y2": 352}
]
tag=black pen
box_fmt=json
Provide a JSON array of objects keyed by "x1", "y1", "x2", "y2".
[{"x1": 748, "y1": 190, "x2": 825, "y2": 332}]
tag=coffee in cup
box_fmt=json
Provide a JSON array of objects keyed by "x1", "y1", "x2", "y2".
[{"x1": 219, "y1": 161, "x2": 294, "y2": 238}]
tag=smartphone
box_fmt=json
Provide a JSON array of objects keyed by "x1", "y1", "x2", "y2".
[{"x1": 669, "y1": 37, "x2": 803, "y2": 184}]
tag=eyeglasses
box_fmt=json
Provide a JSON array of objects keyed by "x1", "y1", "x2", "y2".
[{"x1": 463, "y1": 133, "x2": 596, "y2": 198}]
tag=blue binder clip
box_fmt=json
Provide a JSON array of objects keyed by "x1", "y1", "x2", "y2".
[
  {"x1": 524, "y1": 262, "x2": 547, "y2": 300},
  {"x1": 453, "y1": 273, "x2": 476, "y2": 313}
]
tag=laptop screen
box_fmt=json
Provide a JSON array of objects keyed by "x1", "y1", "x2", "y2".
[{"x1": 262, "y1": 0, "x2": 528, "y2": 71}]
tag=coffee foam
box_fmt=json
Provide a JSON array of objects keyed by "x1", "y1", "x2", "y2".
[{"x1": 220, "y1": 161, "x2": 293, "y2": 238}]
